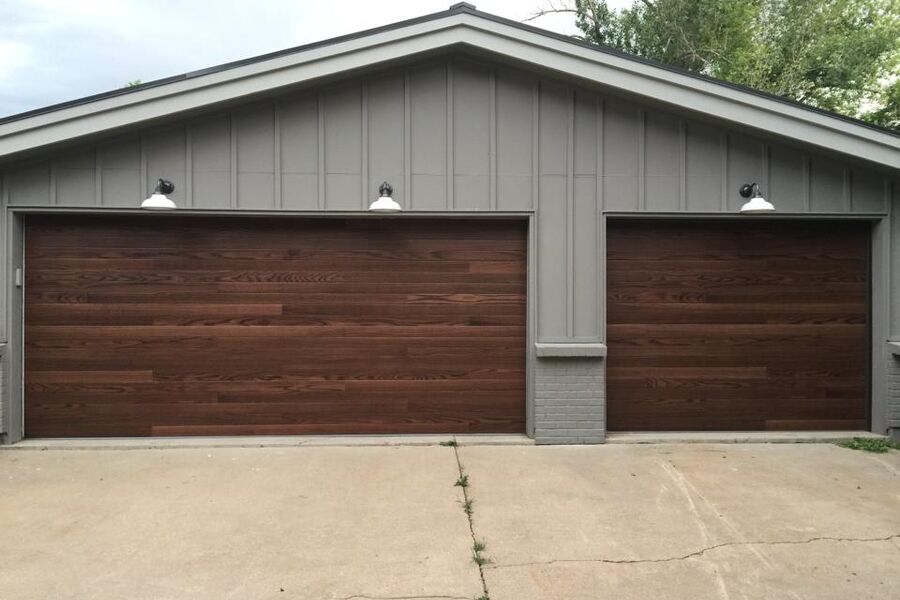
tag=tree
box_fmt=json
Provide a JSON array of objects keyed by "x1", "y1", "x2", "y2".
[{"x1": 529, "y1": 0, "x2": 900, "y2": 129}]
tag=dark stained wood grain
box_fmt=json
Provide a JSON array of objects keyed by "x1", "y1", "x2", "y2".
[
  {"x1": 24, "y1": 216, "x2": 526, "y2": 437},
  {"x1": 606, "y1": 220, "x2": 869, "y2": 432}
]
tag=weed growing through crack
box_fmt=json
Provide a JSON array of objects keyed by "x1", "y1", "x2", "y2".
[
  {"x1": 439, "y1": 439, "x2": 458, "y2": 447},
  {"x1": 462, "y1": 498, "x2": 474, "y2": 516},
  {"x1": 838, "y1": 437, "x2": 900, "y2": 453},
  {"x1": 472, "y1": 540, "x2": 491, "y2": 566},
  {"x1": 475, "y1": 595, "x2": 491, "y2": 600},
  {"x1": 455, "y1": 474, "x2": 469, "y2": 488}
]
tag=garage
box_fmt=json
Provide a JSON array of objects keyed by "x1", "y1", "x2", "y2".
[
  {"x1": 606, "y1": 220, "x2": 870, "y2": 432},
  {"x1": 23, "y1": 216, "x2": 527, "y2": 437}
]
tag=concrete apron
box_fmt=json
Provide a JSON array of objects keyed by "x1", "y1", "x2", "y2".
[
  {"x1": 1, "y1": 430, "x2": 883, "y2": 450},
  {"x1": 2, "y1": 441, "x2": 898, "y2": 600}
]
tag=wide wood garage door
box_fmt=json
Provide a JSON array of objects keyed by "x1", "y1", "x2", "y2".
[
  {"x1": 24, "y1": 216, "x2": 526, "y2": 437},
  {"x1": 607, "y1": 220, "x2": 869, "y2": 431}
]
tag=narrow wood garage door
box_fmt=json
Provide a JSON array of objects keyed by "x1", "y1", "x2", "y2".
[
  {"x1": 607, "y1": 220, "x2": 869, "y2": 431},
  {"x1": 24, "y1": 217, "x2": 526, "y2": 437}
]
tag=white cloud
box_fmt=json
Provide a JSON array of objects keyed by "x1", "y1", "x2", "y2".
[{"x1": 0, "y1": 40, "x2": 33, "y2": 81}]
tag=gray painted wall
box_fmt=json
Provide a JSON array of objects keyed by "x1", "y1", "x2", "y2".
[{"x1": 1, "y1": 55, "x2": 897, "y2": 441}]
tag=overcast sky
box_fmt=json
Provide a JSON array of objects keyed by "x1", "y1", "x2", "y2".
[{"x1": 0, "y1": 0, "x2": 631, "y2": 119}]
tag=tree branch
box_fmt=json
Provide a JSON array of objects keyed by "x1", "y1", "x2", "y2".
[{"x1": 523, "y1": 0, "x2": 577, "y2": 23}]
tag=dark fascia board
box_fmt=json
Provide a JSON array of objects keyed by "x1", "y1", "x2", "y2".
[{"x1": 0, "y1": 2, "x2": 898, "y2": 169}]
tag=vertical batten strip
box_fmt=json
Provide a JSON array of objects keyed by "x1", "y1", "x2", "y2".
[
  {"x1": 489, "y1": 69, "x2": 498, "y2": 210},
  {"x1": 762, "y1": 143, "x2": 770, "y2": 204},
  {"x1": 139, "y1": 136, "x2": 147, "y2": 204},
  {"x1": 885, "y1": 179, "x2": 892, "y2": 217},
  {"x1": 446, "y1": 61, "x2": 454, "y2": 210},
  {"x1": 802, "y1": 154, "x2": 811, "y2": 211},
  {"x1": 229, "y1": 114, "x2": 238, "y2": 209},
  {"x1": 637, "y1": 109, "x2": 646, "y2": 210},
  {"x1": 360, "y1": 84, "x2": 368, "y2": 210},
  {"x1": 843, "y1": 167, "x2": 852, "y2": 211},
  {"x1": 184, "y1": 126, "x2": 193, "y2": 207},
  {"x1": 678, "y1": 120, "x2": 687, "y2": 211},
  {"x1": 317, "y1": 95, "x2": 325, "y2": 210},
  {"x1": 273, "y1": 104, "x2": 282, "y2": 209},
  {"x1": 566, "y1": 89, "x2": 575, "y2": 338},
  {"x1": 532, "y1": 81, "x2": 540, "y2": 340},
  {"x1": 48, "y1": 160, "x2": 57, "y2": 206},
  {"x1": 596, "y1": 95, "x2": 604, "y2": 340},
  {"x1": 719, "y1": 133, "x2": 728, "y2": 211},
  {"x1": 1, "y1": 171, "x2": 8, "y2": 206},
  {"x1": 531, "y1": 80, "x2": 539, "y2": 211},
  {"x1": 596, "y1": 97, "x2": 604, "y2": 210},
  {"x1": 94, "y1": 148, "x2": 102, "y2": 206},
  {"x1": 403, "y1": 71, "x2": 412, "y2": 209}
]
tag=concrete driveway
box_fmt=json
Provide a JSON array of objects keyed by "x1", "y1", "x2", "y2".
[{"x1": 1, "y1": 441, "x2": 898, "y2": 600}]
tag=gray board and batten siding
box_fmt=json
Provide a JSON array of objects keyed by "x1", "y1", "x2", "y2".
[{"x1": 1, "y1": 56, "x2": 898, "y2": 442}]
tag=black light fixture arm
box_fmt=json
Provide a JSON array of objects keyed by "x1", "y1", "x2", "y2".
[
  {"x1": 739, "y1": 182, "x2": 760, "y2": 198},
  {"x1": 154, "y1": 178, "x2": 175, "y2": 195}
]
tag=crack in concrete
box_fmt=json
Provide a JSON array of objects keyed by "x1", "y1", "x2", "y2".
[
  {"x1": 484, "y1": 534, "x2": 900, "y2": 570},
  {"x1": 451, "y1": 439, "x2": 491, "y2": 599}
]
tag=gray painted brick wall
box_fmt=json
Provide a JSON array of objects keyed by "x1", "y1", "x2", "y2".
[
  {"x1": 534, "y1": 357, "x2": 604, "y2": 444},
  {"x1": 889, "y1": 353, "x2": 900, "y2": 439}
]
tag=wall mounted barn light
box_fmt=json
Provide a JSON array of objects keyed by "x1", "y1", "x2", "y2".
[
  {"x1": 369, "y1": 181, "x2": 402, "y2": 213},
  {"x1": 738, "y1": 182, "x2": 775, "y2": 214},
  {"x1": 142, "y1": 179, "x2": 177, "y2": 210}
]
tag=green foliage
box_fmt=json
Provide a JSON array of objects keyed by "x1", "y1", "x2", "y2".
[
  {"x1": 455, "y1": 474, "x2": 470, "y2": 488},
  {"x1": 439, "y1": 439, "x2": 458, "y2": 447},
  {"x1": 566, "y1": 0, "x2": 900, "y2": 128},
  {"x1": 838, "y1": 437, "x2": 900, "y2": 453},
  {"x1": 472, "y1": 538, "x2": 491, "y2": 565},
  {"x1": 123, "y1": 79, "x2": 143, "y2": 88}
]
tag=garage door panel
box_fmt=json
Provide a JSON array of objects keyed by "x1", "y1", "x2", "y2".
[
  {"x1": 608, "y1": 302, "x2": 866, "y2": 325},
  {"x1": 608, "y1": 290, "x2": 867, "y2": 305},
  {"x1": 607, "y1": 220, "x2": 869, "y2": 432},
  {"x1": 25, "y1": 216, "x2": 526, "y2": 437},
  {"x1": 608, "y1": 221, "x2": 868, "y2": 258}
]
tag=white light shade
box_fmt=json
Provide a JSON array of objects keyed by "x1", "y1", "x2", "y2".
[
  {"x1": 368, "y1": 196, "x2": 402, "y2": 212},
  {"x1": 740, "y1": 196, "x2": 775, "y2": 214},
  {"x1": 141, "y1": 193, "x2": 177, "y2": 210}
]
